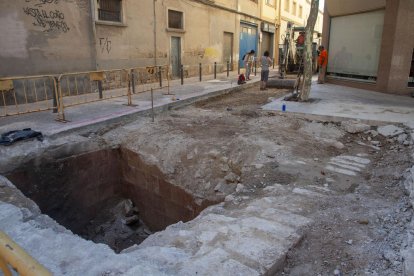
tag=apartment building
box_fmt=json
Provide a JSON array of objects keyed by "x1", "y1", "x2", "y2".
[
  {"x1": 0, "y1": 0, "x2": 280, "y2": 78},
  {"x1": 323, "y1": 0, "x2": 414, "y2": 95}
]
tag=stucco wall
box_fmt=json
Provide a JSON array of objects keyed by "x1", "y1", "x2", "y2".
[
  {"x1": 95, "y1": 0, "x2": 239, "y2": 71},
  {"x1": 261, "y1": 1, "x2": 277, "y2": 21},
  {"x1": 95, "y1": 0, "x2": 159, "y2": 69},
  {"x1": 0, "y1": 0, "x2": 95, "y2": 77},
  {"x1": 0, "y1": 0, "x2": 279, "y2": 77}
]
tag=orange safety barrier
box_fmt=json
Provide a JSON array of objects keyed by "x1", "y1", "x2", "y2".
[{"x1": 0, "y1": 231, "x2": 52, "y2": 276}]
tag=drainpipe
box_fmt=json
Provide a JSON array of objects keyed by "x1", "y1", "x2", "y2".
[
  {"x1": 276, "y1": 0, "x2": 282, "y2": 65},
  {"x1": 236, "y1": 0, "x2": 239, "y2": 62},
  {"x1": 153, "y1": 0, "x2": 157, "y2": 66},
  {"x1": 90, "y1": 0, "x2": 99, "y2": 70},
  {"x1": 259, "y1": 0, "x2": 263, "y2": 57}
]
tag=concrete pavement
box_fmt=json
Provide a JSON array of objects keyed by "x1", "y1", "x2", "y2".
[
  {"x1": 262, "y1": 81, "x2": 414, "y2": 125},
  {"x1": 2, "y1": 71, "x2": 413, "y2": 137}
]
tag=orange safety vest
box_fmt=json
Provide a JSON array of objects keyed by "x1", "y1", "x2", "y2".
[{"x1": 319, "y1": 49, "x2": 328, "y2": 67}]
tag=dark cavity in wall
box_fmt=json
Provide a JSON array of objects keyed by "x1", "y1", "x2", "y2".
[{"x1": 6, "y1": 148, "x2": 216, "y2": 253}]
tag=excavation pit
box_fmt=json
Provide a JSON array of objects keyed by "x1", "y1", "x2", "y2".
[{"x1": 5, "y1": 148, "x2": 214, "y2": 253}]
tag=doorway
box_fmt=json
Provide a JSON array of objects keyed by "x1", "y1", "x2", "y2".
[
  {"x1": 261, "y1": 32, "x2": 273, "y2": 58},
  {"x1": 223, "y1": 32, "x2": 234, "y2": 70},
  {"x1": 239, "y1": 23, "x2": 258, "y2": 68},
  {"x1": 171, "y1": 37, "x2": 181, "y2": 78}
]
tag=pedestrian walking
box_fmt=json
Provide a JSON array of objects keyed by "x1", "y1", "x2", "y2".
[
  {"x1": 260, "y1": 51, "x2": 272, "y2": 90},
  {"x1": 244, "y1": 50, "x2": 255, "y2": 80}
]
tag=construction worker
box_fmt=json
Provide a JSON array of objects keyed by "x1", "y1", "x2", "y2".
[
  {"x1": 296, "y1": 32, "x2": 305, "y2": 47},
  {"x1": 318, "y1": 45, "x2": 328, "y2": 84}
]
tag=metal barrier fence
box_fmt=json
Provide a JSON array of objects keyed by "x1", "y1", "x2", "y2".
[
  {"x1": 0, "y1": 75, "x2": 58, "y2": 117},
  {"x1": 175, "y1": 62, "x2": 238, "y2": 83},
  {"x1": 130, "y1": 65, "x2": 170, "y2": 95},
  {"x1": 56, "y1": 69, "x2": 131, "y2": 122},
  {"x1": 0, "y1": 231, "x2": 52, "y2": 276},
  {"x1": 56, "y1": 65, "x2": 170, "y2": 122},
  {"x1": 174, "y1": 59, "x2": 276, "y2": 85},
  {"x1": 0, "y1": 60, "x2": 276, "y2": 121}
]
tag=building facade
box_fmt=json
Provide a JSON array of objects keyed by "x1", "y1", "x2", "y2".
[
  {"x1": 323, "y1": 0, "x2": 414, "y2": 95},
  {"x1": 0, "y1": 0, "x2": 290, "y2": 78}
]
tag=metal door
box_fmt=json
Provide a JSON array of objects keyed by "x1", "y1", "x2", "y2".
[
  {"x1": 171, "y1": 37, "x2": 181, "y2": 78},
  {"x1": 223, "y1": 32, "x2": 234, "y2": 70},
  {"x1": 239, "y1": 23, "x2": 258, "y2": 68},
  {"x1": 261, "y1": 32, "x2": 273, "y2": 58}
]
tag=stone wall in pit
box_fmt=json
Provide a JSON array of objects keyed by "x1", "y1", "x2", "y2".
[
  {"x1": 5, "y1": 149, "x2": 122, "y2": 234},
  {"x1": 120, "y1": 148, "x2": 214, "y2": 231}
]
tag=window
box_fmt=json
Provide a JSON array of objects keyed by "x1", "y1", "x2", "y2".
[
  {"x1": 241, "y1": 25, "x2": 257, "y2": 35},
  {"x1": 284, "y1": 0, "x2": 290, "y2": 12},
  {"x1": 168, "y1": 10, "x2": 183, "y2": 29},
  {"x1": 265, "y1": 0, "x2": 275, "y2": 5},
  {"x1": 292, "y1": 2, "x2": 297, "y2": 16},
  {"x1": 409, "y1": 49, "x2": 414, "y2": 87},
  {"x1": 299, "y1": 5, "x2": 303, "y2": 18},
  {"x1": 98, "y1": 0, "x2": 122, "y2": 22}
]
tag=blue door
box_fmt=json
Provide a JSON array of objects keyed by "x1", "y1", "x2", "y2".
[{"x1": 239, "y1": 23, "x2": 258, "y2": 68}]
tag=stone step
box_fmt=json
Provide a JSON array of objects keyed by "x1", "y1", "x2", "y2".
[{"x1": 326, "y1": 154, "x2": 371, "y2": 177}]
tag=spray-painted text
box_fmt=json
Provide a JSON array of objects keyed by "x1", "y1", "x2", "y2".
[
  {"x1": 99, "y1": 37, "x2": 112, "y2": 54},
  {"x1": 23, "y1": 7, "x2": 70, "y2": 33},
  {"x1": 25, "y1": 0, "x2": 59, "y2": 7}
]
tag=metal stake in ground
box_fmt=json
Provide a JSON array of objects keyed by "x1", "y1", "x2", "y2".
[
  {"x1": 131, "y1": 69, "x2": 136, "y2": 94},
  {"x1": 162, "y1": 66, "x2": 174, "y2": 95},
  {"x1": 158, "y1": 66, "x2": 162, "y2": 88},
  {"x1": 180, "y1": 65, "x2": 184, "y2": 85},
  {"x1": 214, "y1": 62, "x2": 217, "y2": 79},
  {"x1": 151, "y1": 88, "x2": 154, "y2": 122},
  {"x1": 227, "y1": 61, "x2": 230, "y2": 77},
  {"x1": 254, "y1": 60, "x2": 257, "y2": 76}
]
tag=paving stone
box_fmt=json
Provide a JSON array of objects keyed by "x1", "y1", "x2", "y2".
[
  {"x1": 341, "y1": 121, "x2": 371, "y2": 134},
  {"x1": 0, "y1": 180, "x2": 311, "y2": 276},
  {"x1": 378, "y1": 125, "x2": 405, "y2": 138}
]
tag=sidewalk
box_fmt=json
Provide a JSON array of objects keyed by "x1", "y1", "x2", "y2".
[
  {"x1": 2, "y1": 71, "x2": 413, "y2": 138},
  {"x1": 262, "y1": 80, "x2": 414, "y2": 126},
  {"x1": 0, "y1": 69, "x2": 269, "y2": 137}
]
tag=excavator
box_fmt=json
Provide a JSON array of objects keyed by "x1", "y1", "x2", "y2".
[
  {"x1": 279, "y1": 22, "x2": 319, "y2": 79},
  {"x1": 276, "y1": 22, "x2": 319, "y2": 99}
]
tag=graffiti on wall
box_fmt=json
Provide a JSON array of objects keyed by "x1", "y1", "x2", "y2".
[
  {"x1": 99, "y1": 37, "x2": 112, "y2": 54},
  {"x1": 25, "y1": 0, "x2": 59, "y2": 7},
  {"x1": 23, "y1": 0, "x2": 70, "y2": 33}
]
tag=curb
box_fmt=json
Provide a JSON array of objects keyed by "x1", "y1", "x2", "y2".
[{"x1": 51, "y1": 80, "x2": 260, "y2": 138}]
